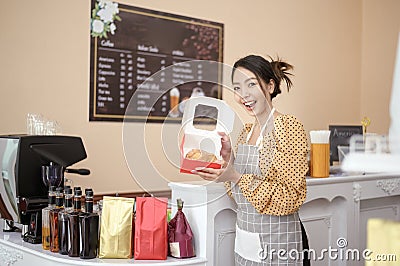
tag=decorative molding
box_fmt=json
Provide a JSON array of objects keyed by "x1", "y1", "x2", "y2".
[
  {"x1": 392, "y1": 206, "x2": 398, "y2": 216},
  {"x1": 323, "y1": 217, "x2": 332, "y2": 228},
  {"x1": 376, "y1": 178, "x2": 400, "y2": 195},
  {"x1": 216, "y1": 230, "x2": 235, "y2": 247},
  {"x1": 0, "y1": 244, "x2": 23, "y2": 265},
  {"x1": 353, "y1": 183, "x2": 362, "y2": 202},
  {"x1": 93, "y1": 189, "x2": 171, "y2": 203},
  {"x1": 298, "y1": 215, "x2": 333, "y2": 230}
]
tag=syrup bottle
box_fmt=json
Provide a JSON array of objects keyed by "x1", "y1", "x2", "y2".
[
  {"x1": 79, "y1": 190, "x2": 99, "y2": 259},
  {"x1": 68, "y1": 188, "x2": 82, "y2": 257},
  {"x1": 42, "y1": 186, "x2": 56, "y2": 250},
  {"x1": 49, "y1": 187, "x2": 64, "y2": 252},
  {"x1": 81, "y1": 187, "x2": 92, "y2": 213},
  {"x1": 58, "y1": 186, "x2": 73, "y2": 255}
]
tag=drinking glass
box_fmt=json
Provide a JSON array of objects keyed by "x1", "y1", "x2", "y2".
[{"x1": 41, "y1": 163, "x2": 63, "y2": 188}]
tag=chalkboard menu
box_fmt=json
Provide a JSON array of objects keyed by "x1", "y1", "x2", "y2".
[
  {"x1": 329, "y1": 125, "x2": 363, "y2": 163},
  {"x1": 89, "y1": 0, "x2": 224, "y2": 122}
]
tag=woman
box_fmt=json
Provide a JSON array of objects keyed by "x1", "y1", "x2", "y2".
[{"x1": 192, "y1": 55, "x2": 309, "y2": 265}]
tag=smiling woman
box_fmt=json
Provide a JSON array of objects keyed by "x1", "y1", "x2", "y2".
[{"x1": 192, "y1": 54, "x2": 310, "y2": 265}]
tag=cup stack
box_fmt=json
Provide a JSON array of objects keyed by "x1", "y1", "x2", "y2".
[{"x1": 310, "y1": 130, "x2": 331, "y2": 178}]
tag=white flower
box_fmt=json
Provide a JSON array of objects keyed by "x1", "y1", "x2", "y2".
[
  {"x1": 92, "y1": 19, "x2": 104, "y2": 34},
  {"x1": 91, "y1": 0, "x2": 120, "y2": 38},
  {"x1": 98, "y1": 7, "x2": 114, "y2": 23},
  {"x1": 110, "y1": 23, "x2": 116, "y2": 35},
  {"x1": 105, "y1": 2, "x2": 119, "y2": 15},
  {"x1": 98, "y1": 0, "x2": 110, "y2": 8}
]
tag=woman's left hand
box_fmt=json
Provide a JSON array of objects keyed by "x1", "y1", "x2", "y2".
[
  {"x1": 191, "y1": 164, "x2": 240, "y2": 183},
  {"x1": 191, "y1": 131, "x2": 240, "y2": 183}
]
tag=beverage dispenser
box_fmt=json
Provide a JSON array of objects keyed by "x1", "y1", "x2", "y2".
[{"x1": 0, "y1": 135, "x2": 89, "y2": 243}]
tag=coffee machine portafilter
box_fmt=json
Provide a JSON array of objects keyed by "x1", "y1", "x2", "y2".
[{"x1": 0, "y1": 135, "x2": 89, "y2": 243}]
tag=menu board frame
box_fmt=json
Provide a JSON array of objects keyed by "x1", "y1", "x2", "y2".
[{"x1": 89, "y1": 1, "x2": 224, "y2": 122}]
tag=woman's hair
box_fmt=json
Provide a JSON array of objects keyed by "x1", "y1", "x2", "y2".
[{"x1": 232, "y1": 55, "x2": 294, "y2": 99}]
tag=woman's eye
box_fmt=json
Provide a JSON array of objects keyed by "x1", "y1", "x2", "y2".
[
  {"x1": 233, "y1": 86, "x2": 240, "y2": 91},
  {"x1": 248, "y1": 82, "x2": 256, "y2": 87}
]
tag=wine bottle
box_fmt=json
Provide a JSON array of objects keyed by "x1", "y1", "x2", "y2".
[
  {"x1": 67, "y1": 188, "x2": 82, "y2": 257},
  {"x1": 58, "y1": 186, "x2": 73, "y2": 255},
  {"x1": 79, "y1": 190, "x2": 99, "y2": 259}
]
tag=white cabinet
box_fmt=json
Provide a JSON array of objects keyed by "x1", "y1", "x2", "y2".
[
  {"x1": 1, "y1": 174, "x2": 398, "y2": 266},
  {"x1": 170, "y1": 174, "x2": 400, "y2": 266},
  {"x1": 300, "y1": 175, "x2": 400, "y2": 266},
  {"x1": 169, "y1": 181, "x2": 236, "y2": 266},
  {"x1": 213, "y1": 209, "x2": 236, "y2": 266}
]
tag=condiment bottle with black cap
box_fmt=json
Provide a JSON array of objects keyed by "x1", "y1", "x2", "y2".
[
  {"x1": 49, "y1": 187, "x2": 64, "y2": 252},
  {"x1": 58, "y1": 186, "x2": 73, "y2": 255},
  {"x1": 42, "y1": 186, "x2": 56, "y2": 250},
  {"x1": 79, "y1": 189, "x2": 99, "y2": 259},
  {"x1": 67, "y1": 188, "x2": 82, "y2": 257}
]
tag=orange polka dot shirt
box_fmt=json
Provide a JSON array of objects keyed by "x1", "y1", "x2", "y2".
[{"x1": 225, "y1": 114, "x2": 308, "y2": 216}]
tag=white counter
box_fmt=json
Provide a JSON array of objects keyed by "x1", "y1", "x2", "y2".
[
  {"x1": 0, "y1": 220, "x2": 206, "y2": 266},
  {"x1": 169, "y1": 172, "x2": 400, "y2": 266},
  {"x1": 1, "y1": 173, "x2": 399, "y2": 266},
  {"x1": 300, "y1": 172, "x2": 400, "y2": 266}
]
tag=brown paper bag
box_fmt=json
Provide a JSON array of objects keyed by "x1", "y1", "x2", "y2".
[{"x1": 99, "y1": 196, "x2": 135, "y2": 258}]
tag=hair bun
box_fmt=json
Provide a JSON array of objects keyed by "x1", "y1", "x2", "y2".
[{"x1": 270, "y1": 56, "x2": 294, "y2": 90}]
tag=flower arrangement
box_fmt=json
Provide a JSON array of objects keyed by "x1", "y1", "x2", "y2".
[{"x1": 91, "y1": 0, "x2": 121, "y2": 38}]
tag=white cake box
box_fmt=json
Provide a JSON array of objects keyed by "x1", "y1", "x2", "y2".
[{"x1": 180, "y1": 96, "x2": 235, "y2": 174}]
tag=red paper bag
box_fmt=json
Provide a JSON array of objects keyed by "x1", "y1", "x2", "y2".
[
  {"x1": 168, "y1": 199, "x2": 195, "y2": 258},
  {"x1": 134, "y1": 197, "x2": 168, "y2": 260}
]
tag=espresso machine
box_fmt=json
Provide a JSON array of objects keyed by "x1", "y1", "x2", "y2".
[{"x1": 0, "y1": 135, "x2": 89, "y2": 243}]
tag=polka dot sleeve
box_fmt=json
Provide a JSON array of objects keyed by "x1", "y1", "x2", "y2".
[{"x1": 236, "y1": 115, "x2": 308, "y2": 215}]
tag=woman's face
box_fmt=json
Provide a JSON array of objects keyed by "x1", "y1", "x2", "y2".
[{"x1": 232, "y1": 67, "x2": 273, "y2": 118}]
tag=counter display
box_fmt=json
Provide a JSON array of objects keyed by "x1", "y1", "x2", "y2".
[
  {"x1": 2, "y1": 173, "x2": 399, "y2": 266},
  {"x1": 168, "y1": 173, "x2": 400, "y2": 266},
  {"x1": 0, "y1": 221, "x2": 206, "y2": 266}
]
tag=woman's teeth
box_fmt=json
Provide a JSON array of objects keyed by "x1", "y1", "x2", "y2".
[{"x1": 244, "y1": 101, "x2": 255, "y2": 108}]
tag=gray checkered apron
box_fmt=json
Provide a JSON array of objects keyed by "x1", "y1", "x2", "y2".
[{"x1": 232, "y1": 143, "x2": 303, "y2": 265}]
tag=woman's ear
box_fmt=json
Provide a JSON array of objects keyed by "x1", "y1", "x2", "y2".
[{"x1": 268, "y1": 79, "x2": 275, "y2": 94}]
